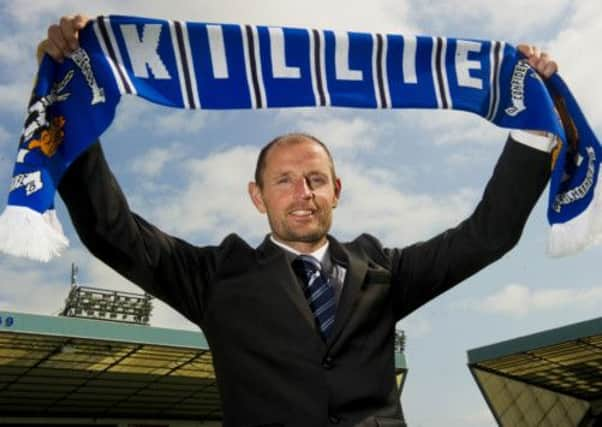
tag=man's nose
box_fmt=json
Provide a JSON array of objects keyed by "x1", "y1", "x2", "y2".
[{"x1": 293, "y1": 177, "x2": 313, "y2": 199}]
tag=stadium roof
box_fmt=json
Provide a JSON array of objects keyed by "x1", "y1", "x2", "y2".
[
  {"x1": 0, "y1": 310, "x2": 407, "y2": 420},
  {"x1": 467, "y1": 316, "x2": 602, "y2": 426},
  {"x1": 0, "y1": 310, "x2": 219, "y2": 420}
]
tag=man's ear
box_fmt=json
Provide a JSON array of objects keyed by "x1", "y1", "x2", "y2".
[
  {"x1": 333, "y1": 177, "x2": 342, "y2": 208},
  {"x1": 248, "y1": 181, "x2": 267, "y2": 214}
]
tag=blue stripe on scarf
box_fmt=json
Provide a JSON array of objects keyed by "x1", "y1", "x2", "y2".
[{"x1": 1, "y1": 15, "x2": 599, "y2": 260}]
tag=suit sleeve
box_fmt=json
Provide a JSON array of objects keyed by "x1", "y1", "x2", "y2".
[
  {"x1": 58, "y1": 142, "x2": 218, "y2": 326},
  {"x1": 386, "y1": 137, "x2": 551, "y2": 320}
]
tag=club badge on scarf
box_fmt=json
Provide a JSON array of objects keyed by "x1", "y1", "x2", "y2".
[{"x1": 0, "y1": 15, "x2": 599, "y2": 261}]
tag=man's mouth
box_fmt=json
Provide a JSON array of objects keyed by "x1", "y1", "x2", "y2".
[{"x1": 289, "y1": 209, "x2": 315, "y2": 217}]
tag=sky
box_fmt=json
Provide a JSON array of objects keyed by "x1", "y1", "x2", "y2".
[{"x1": 1, "y1": 1, "x2": 601, "y2": 425}]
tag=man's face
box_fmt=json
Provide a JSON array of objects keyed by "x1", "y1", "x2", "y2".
[{"x1": 248, "y1": 137, "x2": 341, "y2": 252}]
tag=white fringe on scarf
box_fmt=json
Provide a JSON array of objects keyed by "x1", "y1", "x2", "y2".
[
  {"x1": 0, "y1": 206, "x2": 68, "y2": 262},
  {"x1": 548, "y1": 172, "x2": 602, "y2": 256}
]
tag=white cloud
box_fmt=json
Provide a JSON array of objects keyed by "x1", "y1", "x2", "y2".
[
  {"x1": 462, "y1": 283, "x2": 602, "y2": 318},
  {"x1": 0, "y1": 33, "x2": 36, "y2": 67},
  {"x1": 0, "y1": 244, "x2": 198, "y2": 331},
  {"x1": 334, "y1": 162, "x2": 476, "y2": 245},
  {"x1": 0, "y1": 247, "x2": 91, "y2": 315},
  {"x1": 3, "y1": 0, "x2": 415, "y2": 33},
  {"x1": 153, "y1": 110, "x2": 207, "y2": 135},
  {"x1": 445, "y1": 150, "x2": 490, "y2": 168},
  {"x1": 413, "y1": 109, "x2": 508, "y2": 147},
  {"x1": 397, "y1": 314, "x2": 432, "y2": 339},
  {"x1": 130, "y1": 145, "x2": 181, "y2": 178},
  {"x1": 0, "y1": 125, "x2": 11, "y2": 148},
  {"x1": 0, "y1": 82, "x2": 31, "y2": 116},
  {"x1": 274, "y1": 110, "x2": 402, "y2": 163},
  {"x1": 2, "y1": 1, "x2": 88, "y2": 25},
  {"x1": 0, "y1": 268, "x2": 65, "y2": 315},
  {"x1": 548, "y1": 1, "x2": 602, "y2": 132},
  {"x1": 149, "y1": 299, "x2": 198, "y2": 330},
  {"x1": 295, "y1": 114, "x2": 379, "y2": 151},
  {"x1": 406, "y1": 0, "x2": 570, "y2": 41},
  {"x1": 109, "y1": 99, "x2": 211, "y2": 136},
  {"x1": 133, "y1": 144, "x2": 263, "y2": 241},
  {"x1": 108, "y1": 97, "x2": 151, "y2": 132}
]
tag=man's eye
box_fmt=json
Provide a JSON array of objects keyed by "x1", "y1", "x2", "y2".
[
  {"x1": 310, "y1": 176, "x2": 326, "y2": 185},
  {"x1": 276, "y1": 177, "x2": 291, "y2": 184}
]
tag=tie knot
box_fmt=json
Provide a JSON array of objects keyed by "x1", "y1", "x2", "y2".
[{"x1": 293, "y1": 255, "x2": 322, "y2": 279}]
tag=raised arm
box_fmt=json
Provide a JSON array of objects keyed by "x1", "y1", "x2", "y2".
[
  {"x1": 58, "y1": 142, "x2": 220, "y2": 326},
  {"x1": 42, "y1": 15, "x2": 218, "y2": 326},
  {"x1": 387, "y1": 46, "x2": 558, "y2": 320},
  {"x1": 386, "y1": 135, "x2": 551, "y2": 320}
]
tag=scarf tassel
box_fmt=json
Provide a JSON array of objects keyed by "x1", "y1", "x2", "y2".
[{"x1": 0, "y1": 206, "x2": 68, "y2": 262}]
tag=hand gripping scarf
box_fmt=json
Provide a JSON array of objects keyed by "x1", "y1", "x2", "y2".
[{"x1": 0, "y1": 15, "x2": 600, "y2": 261}]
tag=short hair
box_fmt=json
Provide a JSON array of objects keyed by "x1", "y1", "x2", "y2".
[{"x1": 254, "y1": 132, "x2": 337, "y2": 188}]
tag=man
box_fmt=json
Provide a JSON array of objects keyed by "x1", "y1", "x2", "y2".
[{"x1": 43, "y1": 14, "x2": 558, "y2": 427}]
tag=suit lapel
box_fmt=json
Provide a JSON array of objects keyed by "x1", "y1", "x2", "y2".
[
  {"x1": 256, "y1": 235, "x2": 368, "y2": 347},
  {"x1": 327, "y1": 236, "x2": 368, "y2": 347},
  {"x1": 256, "y1": 236, "x2": 318, "y2": 335}
]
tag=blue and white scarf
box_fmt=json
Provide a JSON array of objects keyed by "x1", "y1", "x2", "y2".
[{"x1": 1, "y1": 15, "x2": 599, "y2": 261}]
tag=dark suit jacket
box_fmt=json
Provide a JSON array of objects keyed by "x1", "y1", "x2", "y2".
[{"x1": 58, "y1": 137, "x2": 550, "y2": 427}]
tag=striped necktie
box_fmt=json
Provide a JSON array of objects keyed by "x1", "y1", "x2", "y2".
[{"x1": 293, "y1": 255, "x2": 336, "y2": 340}]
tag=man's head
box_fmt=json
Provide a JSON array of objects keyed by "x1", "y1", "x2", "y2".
[{"x1": 248, "y1": 133, "x2": 342, "y2": 253}]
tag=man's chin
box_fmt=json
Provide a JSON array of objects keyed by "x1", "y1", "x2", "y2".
[
  {"x1": 282, "y1": 227, "x2": 328, "y2": 244},
  {"x1": 293, "y1": 233, "x2": 326, "y2": 244},
  {"x1": 268, "y1": 215, "x2": 331, "y2": 245}
]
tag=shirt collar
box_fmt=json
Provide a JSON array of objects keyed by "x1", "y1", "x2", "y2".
[{"x1": 269, "y1": 234, "x2": 330, "y2": 263}]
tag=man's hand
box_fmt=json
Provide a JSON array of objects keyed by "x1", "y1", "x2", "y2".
[
  {"x1": 517, "y1": 44, "x2": 558, "y2": 79},
  {"x1": 38, "y1": 14, "x2": 89, "y2": 64},
  {"x1": 515, "y1": 44, "x2": 560, "y2": 139}
]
